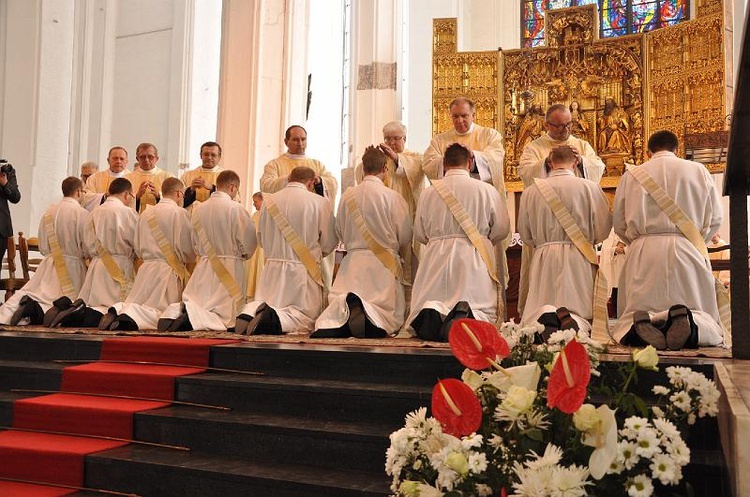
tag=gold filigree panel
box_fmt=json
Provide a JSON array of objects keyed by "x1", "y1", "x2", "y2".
[
  {"x1": 431, "y1": 4, "x2": 730, "y2": 188},
  {"x1": 432, "y1": 19, "x2": 500, "y2": 135},
  {"x1": 646, "y1": 12, "x2": 728, "y2": 172}
]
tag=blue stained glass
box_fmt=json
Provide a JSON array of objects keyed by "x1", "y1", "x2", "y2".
[
  {"x1": 548, "y1": 0, "x2": 574, "y2": 9},
  {"x1": 521, "y1": 0, "x2": 688, "y2": 46}
]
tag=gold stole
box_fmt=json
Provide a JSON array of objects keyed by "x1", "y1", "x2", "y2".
[{"x1": 44, "y1": 213, "x2": 76, "y2": 299}]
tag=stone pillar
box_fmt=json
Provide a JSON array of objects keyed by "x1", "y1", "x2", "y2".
[
  {"x1": 217, "y1": 0, "x2": 310, "y2": 203},
  {"x1": 349, "y1": 0, "x2": 401, "y2": 169},
  {"x1": 0, "y1": 0, "x2": 76, "y2": 236}
]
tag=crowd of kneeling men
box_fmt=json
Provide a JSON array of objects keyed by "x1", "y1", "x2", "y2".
[{"x1": 0, "y1": 107, "x2": 728, "y2": 351}]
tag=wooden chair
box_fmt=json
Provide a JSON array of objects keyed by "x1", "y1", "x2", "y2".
[
  {"x1": 0, "y1": 232, "x2": 43, "y2": 302},
  {"x1": 0, "y1": 235, "x2": 18, "y2": 301},
  {"x1": 18, "y1": 233, "x2": 42, "y2": 281}
]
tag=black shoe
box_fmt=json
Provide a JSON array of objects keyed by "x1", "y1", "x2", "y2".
[
  {"x1": 167, "y1": 305, "x2": 192, "y2": 332},
  {"x1": 110, "y1": 314, "x2": 139, "y2": 331},
  {"x1": 556, "y1": 307, "x2": 579, "y2": 331},
  {"x1": 411, "y1": 308, "x2": 444, "y2": 342},
  {"x1": 536, "y1": 312, "x2": 560, "y2": 344},
  {"x1": 82, "y1": 308, "x2": 104, "y2": 328},
  {"x1": 98, "y1": 308, "x2": 119, "y2": 330},
  {"x1": 665, "y1": 305, "x2": 698, "y2": 350},
  {"x1": 247, "y1": 304, "x2": 282, "y2": 335},
  {"x1": 310, "y1": 326, "x2": 351, "y2": 338},
  {"x1": 633, "y1": 311, "x2": 667, "y2": 350},
  {"x1": 439, "y1": 301, "x2": 474, "y2": 341},
  {"x1": 346, "y1": 293, "x2": 367, "y2": 338},
  {"x1": 10, "y1": 295, "x2": 44, "y2": 326},
  {"x1": 43, "y1": 296, "x2": 74, "y2": 327},
  {"x1": 234, "y1": 314, "x2": 253, "y2": 335},
  {"x1": 50, "y1": 299, "x2": 86, "y2": 327},
  {"x1": 157, "y1": 318, "x2": 175, "y2": 331}
]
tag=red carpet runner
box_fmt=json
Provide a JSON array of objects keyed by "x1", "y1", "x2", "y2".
[{"x1": 0, "y1": 337, "x2": 238, "y2": 496}]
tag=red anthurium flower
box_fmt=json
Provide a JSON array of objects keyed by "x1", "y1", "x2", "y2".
[
  {"x1": 431, "y1": 378, "x2": 482, "y2": 437},
  {"x1": 449, "y1": 318, "x2": 511, "y2": 370},
  {"x1": 547, "y1": 339, "x2": 591, "y2": 414}
]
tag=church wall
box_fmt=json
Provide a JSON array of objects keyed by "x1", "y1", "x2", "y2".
[{"x1": 0, "y1": 0, "x2": 76, "y2": 239}]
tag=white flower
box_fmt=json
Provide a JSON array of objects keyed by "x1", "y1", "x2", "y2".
[
  {"x1": 461, "y1": 369, "x2": 484, "y2": 391},
  {"x1": 633, "y1": 346, "x2": 659, "y2": 370},
  {"x1": 666, "y1": 437, "x2": 691, "y2": 466},
  {"x1": 618, "y1": 441, "x2": 640, "y2": 470},
  {"x1": 581, "y1": 405, "x2": 618, "y2": 480},
  {"x1": 627, "y1": 474, "x2": 654, "y2": 497},
  {"x1": 550, "y1": 464, "x2": 591, "y2": 497},
  {"x1": 572, "y1": 404, "x2": 599, "y2": 432},
  {"x1": 635, "y1": 427, "x2": 661, "y2": 458},
  {"x1": 461, "y1": 433, "x2": 483, "y2": 449},
  {"x1": 525, "y1": 444, "x2": 564, "y2": 470},
  {"x1": 496, "y1": 385, "x2": 537, "y2": 421},
  {"x1": 621, "y1": 416, "x2": 649, "y2": 439},
  {"x1": 652, "y1": 385, "x2": 670, "y2": 396},
  {"x1": 652, "y1": 418, "x2": 680, "y2": 441},
  {"x1": 468, "y1": 451, "x2": 488, "y2": 474},
  {"x1": 650, "y1": 452, "x2": 679, "y2": 485},
  {"x1": 669, "y1": 391, "x2": 692, "y2": 412},
  {"x1": 651, "y1": 406, "x2": 665, "y2": 418}
]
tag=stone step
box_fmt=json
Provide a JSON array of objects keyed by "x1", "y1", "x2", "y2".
[
  {"x1": 134, "y1": 406, "x2": 394, "y2": 473},
  {"x1": 85, "y1": 444, "x2": 391, "y2": 497},
  {"x1": 176, "y1": 372, "x2": 431, "y2": 424}
]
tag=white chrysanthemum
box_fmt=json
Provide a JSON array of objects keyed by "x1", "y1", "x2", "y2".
[
  {"x1": 405, "y1": 407, "x2": 428, "y2": 428},
  {"x1": 607, "y1": 456, "x2": 625, "y2": 475},
  {"x1": 621, "y1": 417, "x2": 649, "y2": 438},
  {"x1": 666, "y1": 437, "x2": 691, "y2": 466},
  {"x1": 669, "y1": 391, "x2": 692, "y2": 412},
  {"x1": 618, "y1": 441, "x2": 640, "y2": 470},
  {"x1": 651, "y1": 406, "x2": 665, "y2": 418},
  {"x1": 627, "y1": 474, "x2": 654, "y2": 497},
  {"x1": 652, "y1": 385, "x2": 670, "y2": 396},
  {"x1": 653, "y1": 417, "x2": 680, "y2": 441},
  {"x1": 549, "y1": 464, "x2": 591, "y2": 497},
  {"x1": 525, "y1": 444, "x2": 564, "y2": 470},
  {"x1": 635, "y1": 427, "x2": 661, "y2": 458},
  {"x1": 650, "y1": 452, "x2": 679, "y2": 485},
  {"x1": 468, "y1": 451, "x2": 488, "y2": 474},
  {"x1": 461, "y1": 433, "x2": 483, "y2": 449}
]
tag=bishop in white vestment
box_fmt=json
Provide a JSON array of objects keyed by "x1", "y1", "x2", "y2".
[
  {"x1": 0, "y1": 177, "x2": 88, "y2": 325},
  {"x1": 160, "y1": 170, "x2": 256, "y2": 331},
  {"x1": 613, "y1": 131, "x2": 724, "y2": 349},
  {"x1": 84, "y1": 146, "x2": 131, "y2": 210},
  {"x1": 126, "y1": 143, "x2": 174, "y2": 214},
  {"x1": 315, "y1": 146, "x2": 412, "y2": 338},
  {"x1": 408, "y1": 144, "x2": 510, "y2": 341},
  {"x1": 517, "y1": 146, "x2": 611, "y2": 335},
  {"x1": 237, "y1": 166, "x2": 337, "y2": 335},
  {"x1": 104, "y1": 178, "x2": 196, "y2": 330}
]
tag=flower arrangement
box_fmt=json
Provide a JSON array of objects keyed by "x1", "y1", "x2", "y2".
[{"x1": 385, "y1": 319, "x2": 721, "y2": 497}]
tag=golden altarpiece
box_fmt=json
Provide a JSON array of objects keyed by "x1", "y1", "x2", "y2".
[{"x1": 432, "y1": 0, "x2": 732, "y2": 193}]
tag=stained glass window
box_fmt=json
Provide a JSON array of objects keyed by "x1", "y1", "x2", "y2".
[{"x1": 521, "y1": 0, "x2": 689, "y2": 48}]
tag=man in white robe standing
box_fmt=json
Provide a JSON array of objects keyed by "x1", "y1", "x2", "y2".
[
  {"x1": 159, "y1": 170, "x2": 256, "y2": 332},
  {"x1": 50, "y1": 178, "x2": 138, "y2": 327},
  {"x1": 313, "y1": 146, "x2": 412, "y2": 338},
  {"x1": 236, "y1": 166, "x2": 337, "y2": 335},
  {"x1": 408, "y1": 143, "x2": 510, "y2": 341},
  {"x1": 100, "y1": 178, "x2": 196, "y2": 330},
  {"x1": 517, "y1": 146, "x2": 611, "y2": 339},
  {"x1": 517, "y1": 103, "x2": 606, "y2": 317},
  {"x1": 0, "y1": 177, "x2": 88, "y2": 325},
  {"x1": 613, "y1": 130, "x2": 724, "y2": 350}
]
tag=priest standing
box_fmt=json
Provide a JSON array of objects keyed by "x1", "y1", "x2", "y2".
[
  {"x1": 181, "y1": 141, "x2": 225, "y2": 209},
  {"x1": 126, "y1": 143, "x2": 174, "y2": 214}
]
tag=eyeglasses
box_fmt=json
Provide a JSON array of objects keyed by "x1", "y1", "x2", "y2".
[
  {"x1": 137, "y1": 155, "x2": 157, "y2": 160},
  {"x1": 546, "y1": 121, "x2": 573, "y2": 130},
  {"x1": 384, "y1": 136, "x2": 406, "y2": 142},
  {"x1": 126, "y1": 192, "x2": 135, "y2": 199}
]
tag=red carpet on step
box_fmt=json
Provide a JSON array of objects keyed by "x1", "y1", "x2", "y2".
[
  {"x1": 0, "y1": 480, "x2": 77, "y2": 496},
  {"x1": 0, "y1": 336, "x2": 239, "y2": 492}
]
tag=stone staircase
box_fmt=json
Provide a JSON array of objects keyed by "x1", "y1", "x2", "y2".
[{"x1": 0, "y1": 331, "x2": 733, "y2": 496}]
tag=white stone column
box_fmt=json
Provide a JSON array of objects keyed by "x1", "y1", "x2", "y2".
[
  {"x1": 0, "y1": 0, "x2": 76, "y2": 237},
  {"x1": 217, "y1": 0, "x2": 310, "y2": 202},
  {"x1": 348, "y1": 0, "x2": 401, "y2": 168}
]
